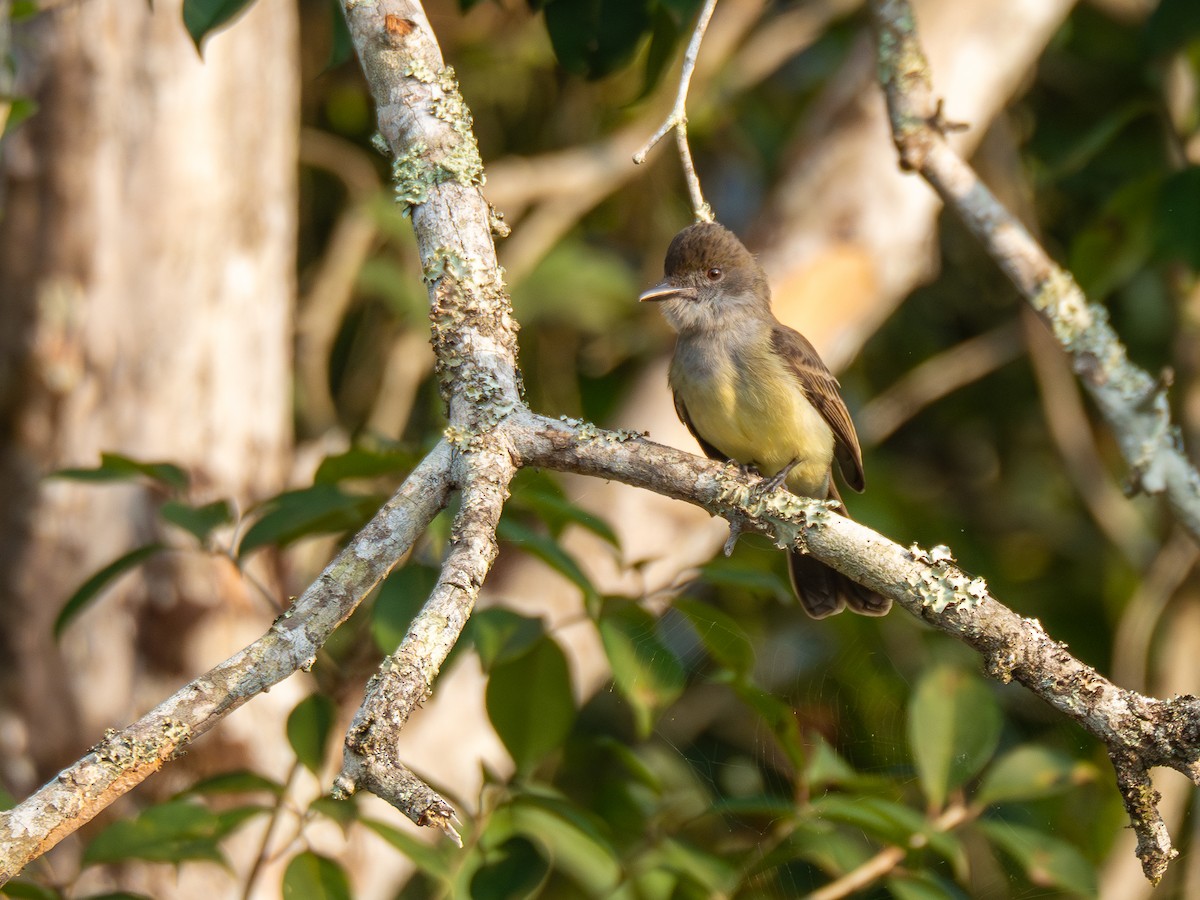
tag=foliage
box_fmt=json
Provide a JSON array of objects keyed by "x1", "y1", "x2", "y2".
[{"x1": 19, "y1": 0, "x2": 1200, "y2": 896}]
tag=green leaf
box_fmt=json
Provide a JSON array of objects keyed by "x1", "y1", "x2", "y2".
[
  {"x1": 52, "y1": 452, "x2": 188, "y2": 491},
  {"x1": 598, "y1": 600, "x2": 685, "y2": 738},
  {"x1": 361, "y1": 817, "x2": 454, "y2": 879},
  {"x1": 180, "y1": 770, "x2": 284, "y2": 797},
  {"x1": 886, "y1": 870, "x2": 969, "y2": 900},
  {"x1": 469, "y1": 836, "x2": 549, "y2": 900},
  {"x1": 160, "y1": 499, "x2": 233, "y2": 544},
  {"x1": 674, "y1": 597, "x2": 754, "y2": 676},
  {"x1": 281, "y1": 851, "x2": 352, "y2": 900},
  {"x1": 313, "y1": 445, "x2": 416, "y2": 484},
  {"x1": 1144, "y1": 0, "x2": 1200, "y2": 57},
  {"x1": 542, "y1": 0, "x2": 652, "y2": 80},
  {"x1": 640, "y1": 837, "x2": 738, "y2": 895},
  {"x1": 732, "y1": 681, "x2": 806, "y2": 773},
  {"x1": 810, "y1": 795, "x2": 966, "y2": 875},
  {"x1": 182, "y1": 0, "x2": 258, "y2": 51},
  {"x1": 976, "y1": 745, "x2": 1091, "y2": 806},
  {"x1": 469, "y1": 606, "x2": 546, "y2": 672},
  {"x1": 749, "y1": 818, "x2": 873, "y2": 879},
  {"x1": 55, "y1": 544, "x2": 166, "y2": 639},
  {"x1": 82, "y1": 799, "x2": 227, "y2": 866},
  {"x1": 803, "y1": 734, "x2": 860, "y2": 791},
  {"x1": 325, "y1": 0, "x2": 354, "y2": 71},
  {"x1": 238, "y1": 484, "x2": 382, "y2": 556},
  {"x1": 1, "y1": 95, "x2": 38, "y2": 139},
  {"x1": 287, "y1": 693, "x2": 338, "y2": 775},
  {"x1": 11, "y1": 2, "x2": 40, "y2": 22},
  {"x1": 372, "y1": 564, "x2": 439, "y2": 654},
  {"x1": 698, "y1": 555, "x2": 790, "y2": 600},
  {"x1": 309, "y1": 796, "x2": 358, "y2": 832},
  {"x1": 977, "y1": 820, "x2": 1097, "y2": 896},
  {"x1": 504, "y1": 793, "x2": 621, "y2": 891},
  {"x1": 1068, "y1": 173, "x2": 1160, "y2": 299},
  {"x1": 509, "y1": 481, "x2": 619, "y2": 548},
  {"x1": 907, "y1": 666, "x2": 1001, "y2": 810},
  {"x1": 1155, "y1": 166, "x2": 1200, "y2": 269},
  {"x1": 486, "y1": 636, "x2": 575, "y2": 773},
  {"x1": 1, "y1": 880, "x2": 64, "y2": 900},
  {"x1": 497, "y1": 517, "x2": 598, "y2": 603}
]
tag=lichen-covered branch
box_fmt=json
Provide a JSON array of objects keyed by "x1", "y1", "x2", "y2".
[
  {"x1": 0, "y1": 441, "x2": 454, "y2": 884},
  {"x1": 510, "y1": 409, "x2": 1200, "y2": 885},
  {"x1": 870, "y1": 0, "x2": 1200, "y2": 546},
  {"x1": 333, "y1": 448, "x2": 513, "y2": 838}
]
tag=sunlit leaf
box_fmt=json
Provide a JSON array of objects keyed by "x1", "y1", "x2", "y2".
[
  {"x1": 486, "y1": 636, "x2": 575, "y2": 773},
  {"x1": 55, "y1": 544, "x2": 166, "y2": 639},
  {"x1": 976, "y1": 745, "x2": 1092, "y2": 806},
  {"x1": 598, "y1": 600, "x2": 685, "y2": 738},
  {"x1": 287, "y1": 693, "x2": 338, "y2": 775},
  {"x1": 1, "y1": 95, "x2": 38, "y2": 139},
  {"x1": 281, "y1": 851, "x2": 351, "y2": 900},
  {"x1": 907, "y1": 666, "x2": 1001, "y2": 810}
]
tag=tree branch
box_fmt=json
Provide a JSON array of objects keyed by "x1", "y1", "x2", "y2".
[
  {"x1": 633, "y1": 0, "x2": 718, "y2": 222},
  {"x1": 0, "y1": 441, "x2": 454, "y2": 884},
  {"x1": 870, "y1": 0, "x2": 1200, "y2": 546}
]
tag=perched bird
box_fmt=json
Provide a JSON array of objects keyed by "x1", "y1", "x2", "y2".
[{"x1": 640, "y1": 221, "x2": 889, "y2": 618}]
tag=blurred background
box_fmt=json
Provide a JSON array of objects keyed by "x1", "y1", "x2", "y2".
[{"x1": 1, "y1": 0, "x2": 1199, "y2": 896}]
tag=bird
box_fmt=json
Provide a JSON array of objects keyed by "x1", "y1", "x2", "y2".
[{"x1": 639, "y1": 221, "x2": 889, "y2": 618}]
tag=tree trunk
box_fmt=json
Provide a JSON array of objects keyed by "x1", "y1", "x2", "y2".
[{"x1": 0, "y1": 0, "x2": 297, "y2": 796}]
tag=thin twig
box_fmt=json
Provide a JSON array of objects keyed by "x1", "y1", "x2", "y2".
[
  {"x1": 242, "y1": 759, "x2": 303, "y2": 900},
  {"x1": 806, "y1": 802, "x2": 972, "y2": 900},
  {"x1": 633, "y1": 0, "x2": 719, "y2": 221}
]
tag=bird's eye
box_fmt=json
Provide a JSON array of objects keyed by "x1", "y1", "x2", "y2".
[{"x1": 706, "y1": 267, "x2": 723, "y2": 281}]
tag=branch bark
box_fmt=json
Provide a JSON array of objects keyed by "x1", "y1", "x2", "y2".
[{"x1": 4, "y1": 0, "x2": 1199, "y2": 891}]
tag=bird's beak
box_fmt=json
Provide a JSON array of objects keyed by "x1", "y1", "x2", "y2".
[{"x1": 639, "y1": 281, "x2": 696, "y2": 303}]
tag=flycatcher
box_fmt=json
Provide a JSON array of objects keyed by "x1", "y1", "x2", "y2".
[{"x1": 640, "y1": 221, "x2": 889, "y2": 618}]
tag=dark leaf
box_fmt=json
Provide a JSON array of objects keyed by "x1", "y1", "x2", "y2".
[
  {"x1": 362, "y1": 817, "x2": 454, "y2": 878},
  {"x1": 309, "y1": 795, "x2": 358, "y2": 832},
  {"x1": 52, "y1": 452, "x2": 188, "y2": 491},
  {"x1": 504, "y1": 793, "x2": 621, "y2": 891},
  {"x1": 159, "y1": 499, "x2": 233, "y2": 544},
  {"x1": 182, "y1": 0, "x2": 258, "y2": 52},
  {"x1": 1155, "y1": 166, "x2": 1200, "y2": 269},
  {"x1": 469, "y1": 606, "x2": 546, "y2": 672},
  {"x1": 886, "y1": 870, "x2": 969, "y2": 900},
  {"x1": 486, "y1": 636, "x2": 575, "y2": 773},
  {"x1": 1, "y1": 881, "x2": 64, "y2": 900},
  {"x1": 82, "y1": 799, "x2": 226, "y2": 866},
  {"x1": 372, "y1": 564, "x2": 439, "y2": 654},
  {"x1": 55, "y1": 544, "x2": 166, "y2": 639},
  {"x1": 497, "y1": 517, "x2": 598, "y2": 602},
  {"x1": 1144, "y1": 0, "x2": 1200, "y2": 57},
  {"x1": 238, "y1": 484, "x2": 383, "y2": 556},
  {"x1": 598, "y1": 600, "x2": 685, "y2": 738},
  {"x1": 313, "y1": 445, "x2": 416, "y2": 484},
  {"x1": 674, "y1": 596, "x2": 754, "y2": 676},
  {"x1": 180, "y1": 770, "x2": 284, "y2": 797},
  {"x1": 978, "y1": 820, "x2": 1097, "y2": 896},
  {"x1": 543, "y1": 0, "x2": 653, "y2": 80},
  {"x1": 281, "y1": 851, "x2": 352, "y2": 900},
  {"x1": 469, "y1": 836, "x2": 548, "y2": 899},
  {"x1": 287, "y1": 693, "x2": 338, "y2": 775},
  {"x1": 325, "y1": 0, "x2": 354, "y2": 70}
]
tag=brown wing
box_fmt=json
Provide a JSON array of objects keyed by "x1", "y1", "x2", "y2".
[
  {"x1": 672, "y1": 391, "x2": 727, "y2": 462},
  {"x1": 771, "y1": 325, "x2": 865, "y2": 492}
]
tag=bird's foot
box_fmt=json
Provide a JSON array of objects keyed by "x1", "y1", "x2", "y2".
[{"x1": 752, "y1": 458, "x2": 800, "y2": 498}]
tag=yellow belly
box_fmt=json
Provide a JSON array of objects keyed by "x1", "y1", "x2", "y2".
[{"x1": 670, "y1": 340, "x2": 834, "y2": 498}]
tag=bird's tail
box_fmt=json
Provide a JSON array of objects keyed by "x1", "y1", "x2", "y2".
[{"x1": 787, "y1": 483, "x2": 890, "y2": 619}]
